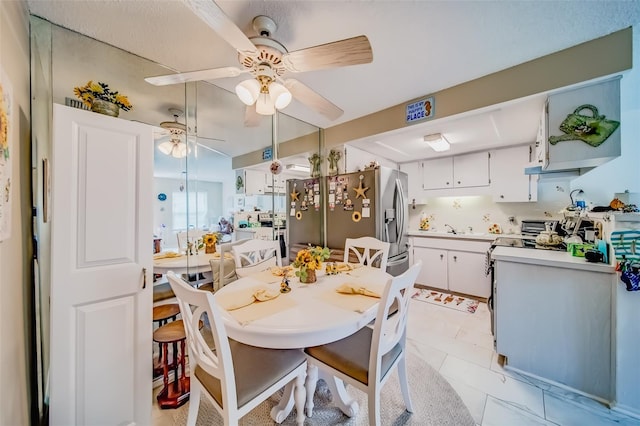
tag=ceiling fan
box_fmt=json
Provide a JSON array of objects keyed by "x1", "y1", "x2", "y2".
[
  {"x1": 144, "y1": 0, "x2": 373, "y2": 122},
  {"x1": 155, "y1": 108, "x2": 229, "y2": 158}
]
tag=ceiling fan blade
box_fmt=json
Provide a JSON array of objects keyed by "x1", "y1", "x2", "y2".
[
  {"x1": 145, "y1": 67, "x2": 245, "y2": 86},
  {"x1": 282, "y1": 35, "x2": 373, "y2": 73},
  {"x1": 284, "y1": 79, "x2": 343, "y2": 121},
  {"x1": 244, "y1": 104, "x2": 262, "y2": 127},
  {"x1": 183, "y1": 0, "x2": 257, "y2": 56}
]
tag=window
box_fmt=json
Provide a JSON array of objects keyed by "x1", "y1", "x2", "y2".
[{"x1": 172, "y1": 191, "x2": 208, "y2": 231}]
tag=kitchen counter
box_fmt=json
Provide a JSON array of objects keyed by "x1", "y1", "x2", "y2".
[
  {"x1": 408, "y1": 230, "x2": 501, "y2": 241},
  {"x1": 491, "y1": 246, "x2": 615, "y2": 273}
]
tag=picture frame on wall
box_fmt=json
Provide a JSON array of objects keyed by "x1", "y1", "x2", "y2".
[{"x1": 0, "y1": 66, "x2": 13, "y2": 241}]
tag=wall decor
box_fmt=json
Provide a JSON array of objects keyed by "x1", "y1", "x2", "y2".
[
  {"x1": 549, "y1": 104, "x2": 620, "y2": 147},
  {"x1": 0, "y1": 67, "x2": 13, "y2": 241}
]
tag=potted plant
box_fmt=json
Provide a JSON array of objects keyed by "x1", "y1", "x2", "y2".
[
  {"x1": 73, "y1": 80, "x2": 133, "y2": 117},
  {"x1": 292, "y1": 246, "x2": 331, "y2": 283}
]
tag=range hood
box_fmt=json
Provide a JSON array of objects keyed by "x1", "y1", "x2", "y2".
[{"x1": 524, "y1": 164, "x2": 582, "y2": 177}]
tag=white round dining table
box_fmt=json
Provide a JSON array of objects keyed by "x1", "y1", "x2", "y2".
[
  {"x1": 213, "y1": 266, "x2": 392, "y2": 422},
  {"x1": 153, "y1": 252, "x2": 218, "y2": 276}
]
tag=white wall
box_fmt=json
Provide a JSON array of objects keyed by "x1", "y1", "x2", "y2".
[{"x1": 0, "y1": 1, "x2": 31, "y2": 424}]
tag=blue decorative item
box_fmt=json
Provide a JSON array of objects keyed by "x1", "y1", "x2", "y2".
[{"x1": 157, "y1": 193, "x2": 167, "y2": 201}]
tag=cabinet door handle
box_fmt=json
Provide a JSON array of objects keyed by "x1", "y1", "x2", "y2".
[
  {"x1": 500, "y1": 195, "x2": 505, "y2": 199},
  {"x1": 453, "y1": 256, "x2": 457, "y2": 261},
  {"x1": 440, "y1": 254, "x2": 444, "y2": 260},
  {"x1": 445, "y1": 182, "x2": 450, "y2": 186},
  {"x1": 142, "y1": 267, "x2": 147, "y2": 289},
  {"x1": 457, "y1": 181, "x2": 461, "y2": 185}
]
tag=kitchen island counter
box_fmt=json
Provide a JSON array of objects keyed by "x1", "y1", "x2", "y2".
[
  {"x1": 491, "y1": 245, "x2": 615, "y2": 273},
  {"x1": 493, "y1": 245, "x2": 617, "y2": 403}
]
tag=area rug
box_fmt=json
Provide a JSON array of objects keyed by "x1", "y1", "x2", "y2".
[
  {"x1": 172, "y1": 353, "x2": 474, "y2": 425},
  {"x1": 412, "y1": 288, "x2": 479, "y2": 314}
]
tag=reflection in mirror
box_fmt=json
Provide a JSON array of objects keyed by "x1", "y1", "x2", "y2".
[{"x1": 29, "y1": 14, "x2": 322, "y2": 425}]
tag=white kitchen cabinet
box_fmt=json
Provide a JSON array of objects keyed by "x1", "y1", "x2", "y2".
[
  {"x1": 453, "y1": 151, "x2": 490, "y2": 187},
  {"x1": 413, "y1": 246, "x2": 448, "y2": 289},
  {"x1": 491, "y1": 145, "x2": 538, "y2": 202},
  {"x1": 539, "y1": 77, "x2": 621, "y2": 172},
  {"x1": 400, "y1": 161, "x2": 427, "y2": 204},
  {"x1": 244, "y1": 169, "x2": 267, "y2": 195},
  {"x1": 411, "y1": 236, "x2": 491, "y2": 298},
  {"x1": 265, "y1": 174, "x2": 286, "y2": 193},
  {"x1": 422, "y1": 157, "x2": 453, "y2": 190},
  {"x1": 422, "y1": 152, "x2": 489, "y2": 190},
  {"x1": 447, "y1": 251, "x2": 490, "y2": 297}
]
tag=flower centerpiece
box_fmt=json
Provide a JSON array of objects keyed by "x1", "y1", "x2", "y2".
[
  {"x1": 73, "y1": 80, "x2": 133, "y2": 117},
  {"x1": 202, "y1": 233, "x2": 221, "y2": 254},
  {"x1": 292, "y1": 246, "x2": 331, "y2": 283}
]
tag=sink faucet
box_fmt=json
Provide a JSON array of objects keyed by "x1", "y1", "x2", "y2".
[{"x1": 444, "y1": 224, "x2": 457, "y2": 234}]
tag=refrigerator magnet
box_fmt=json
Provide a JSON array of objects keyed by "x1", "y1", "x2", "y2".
[
  {"x1": 362, "y1": 207, "x2": 370, "y2": 218},
  {"x1": 352, "y1": 211, "x2": 362, "y2": 222},
  {"x1": 296, "y1": 211, "x2": 302, "y2": 220},
  {"x1": 344, "y1": 199, "x2": 354, "y2": 211}
]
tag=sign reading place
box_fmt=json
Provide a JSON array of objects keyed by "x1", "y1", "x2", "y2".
[{"x1": 406, "y1": 96, "x2": 435, "y2": 124}]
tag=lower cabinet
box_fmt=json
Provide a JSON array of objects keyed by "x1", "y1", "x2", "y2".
[{"x1": 411, "y1": 237, "x2": 491, "y2": 298}]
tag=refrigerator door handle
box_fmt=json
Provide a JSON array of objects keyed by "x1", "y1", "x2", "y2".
[{"x1": 395, "y1": 178, "x2": 406, "y2": 240}]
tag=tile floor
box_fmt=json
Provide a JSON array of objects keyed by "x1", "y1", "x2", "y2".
[{"x1": 152, "y1": 299, "x2": 640, "y2": 425}]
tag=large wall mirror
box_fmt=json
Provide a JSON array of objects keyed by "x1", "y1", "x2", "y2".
[{"x1": 29, "y1": 15, "x2": 320, "y2": 423}]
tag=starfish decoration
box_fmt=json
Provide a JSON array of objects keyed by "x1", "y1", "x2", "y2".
[
  {"x1": 290, "y1": 188, "x2": 299, "y2": 202},
  {"x1": 353, "y1": 180, "x2": 369, "y2": 199}
]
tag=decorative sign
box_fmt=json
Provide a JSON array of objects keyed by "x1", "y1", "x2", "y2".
[
  {"x1": 406, "y1": 96, "x2": 434, "y2": 124},
  {"x1": 262, "y1": 147, "x2": 273, "y2": 161}
]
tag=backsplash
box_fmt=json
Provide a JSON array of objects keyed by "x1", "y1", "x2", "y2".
[{"x1": 408, "y1": 179, "x2": 572, "y2": 235}]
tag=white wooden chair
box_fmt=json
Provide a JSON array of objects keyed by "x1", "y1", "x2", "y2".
[
  {"x1": 344, "y1": 237, "x2": 390, "y2": 270},
  {"x1": 166, "y1": 272, "x2": 307, "y2": 425},
  {"x1": 176, "y1": 230, "x2": 207, "y2": 254},
  {"x1": 303, "y1": 261, "x2": 422, "y2": 426},
  {"x1": 198, "y1": 239, "x2": 250, "y2": 293},
  {"x1": 231, "y1": 239, "x2": 282, "y2": 278}
]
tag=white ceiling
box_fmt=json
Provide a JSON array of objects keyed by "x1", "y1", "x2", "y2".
[{"x1": 28, "y1": 0, "x2": 640, "y2": 165}]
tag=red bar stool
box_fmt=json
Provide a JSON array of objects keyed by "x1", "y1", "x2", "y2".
[
  {"x1": 152, "y1": 304, "x2": 180, "y2": 378},
  {"x1": 153, "y1": 319, "x2": 190, "y2": 409}
]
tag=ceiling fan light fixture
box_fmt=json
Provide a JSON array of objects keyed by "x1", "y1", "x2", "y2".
[
  {"x1": 256, "y1": 92, "x2": 275, "y2": 115},
  {"x1": 172, "y1": 142, "x2": 189, "y2": 158},
  {"x1": 235, "y1": 79, "x2": 261, "y2": 105},
  {"x1": 424, "y1": 133, "x2": 450, "y2": 152},
  {"x1": 269, "y1": 82, "x2": 292, "y2": 109},
  {"x1": 158, "y1": 140, "x2": 175, "y2": 156}
]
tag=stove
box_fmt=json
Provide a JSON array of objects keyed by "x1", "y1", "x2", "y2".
[{"x1": 492, "y1": 220, "x2": 565, "y2": 250}]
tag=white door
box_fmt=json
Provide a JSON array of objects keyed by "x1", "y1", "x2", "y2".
[
  {"x1": 49, "y1": 105, "x2": 153, "y2": 425},
  {"x1": 399, "y1": 161, "x2": 426, "y2": 204}
]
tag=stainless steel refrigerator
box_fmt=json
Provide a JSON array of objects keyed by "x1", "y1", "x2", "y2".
[{"x1": 325, "y1": 167, "x2": 409, "y2": 276}]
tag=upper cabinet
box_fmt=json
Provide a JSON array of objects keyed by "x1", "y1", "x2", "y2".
[
  {"x1": 491, "y1": 145, "x2": 538, "y2": 202},
  {"x1": 422, "y1": 157, "x2": 453, "y2": 190},
  {"x1": 423, "y1": 152, "x2": 489, "y2": 190},
  {"x1": 535, "y1": 77, "x2": 621, "y2": 172},
  {"x1": 400, "y1": 161, "x2": 427, "y2": 204}
]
